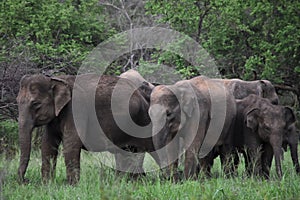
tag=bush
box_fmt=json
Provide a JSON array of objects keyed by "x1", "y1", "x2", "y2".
[{"x1": 0, "y1": 120, "x2": 18, "y2": 159}]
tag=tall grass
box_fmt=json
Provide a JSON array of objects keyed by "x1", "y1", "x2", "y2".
[{"x1": 1, "y1": 149, "x2": 300, "y2": 200}]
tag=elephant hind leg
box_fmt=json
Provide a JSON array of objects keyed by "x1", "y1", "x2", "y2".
[
  {"x1": 220, "y1": 145, "x2": 237, "y2": 177},
  {"x1": 41, "y1": 127, "x2": 62, "y2": 183}
]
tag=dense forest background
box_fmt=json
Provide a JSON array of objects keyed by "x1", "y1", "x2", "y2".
[{"x1": 0, "y1": 0, "x2": 299, "y2": 124}]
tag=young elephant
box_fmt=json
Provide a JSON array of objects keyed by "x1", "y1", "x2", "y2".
[
  {"x1": 17, "y1": 74, "x2": 157, "y2": 185},
  {"x1": 234, "y1": 94, "x2": 296, "y2": 178},
  {"x1": 149, "y1": 76, "x2": 235, "y2": 179}
]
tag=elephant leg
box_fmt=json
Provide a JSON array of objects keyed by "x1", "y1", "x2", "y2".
[
  {"x1": 261, "y1": 143, "x2": 273, "y2": 179},
  {"x1": 41, "y1": 125, "x2": 61, "y2": 183},
  {"x1": 242, "y1": 150, "x2": 250, "y2": 176},
  {"x1": 63, "y1": 133, "x2": 82, "y2": 185},
  {"x1": 244, "y1": 133, "x2": 263, "y2": 177},
  {"x1": 184, "y1": 139, "x2": 201, "y2": 179},
  {"x1": 198, "y1": 151, "x2": 214, "y2": 177},
  {"x1": 233, "y1": 150, "x2": 240, "y2": 174},
  {"x1": 164, "y1": 136, "x2": 180, "y2": 180},
  {"x1": 289, "y1": 143, "x2": 300, "y2": 174},
  {"x1": 247, "y1": 147, "x2": 262, "y2": 177},
  {"x1": 220, "y1": 145, "x2": 236, "y2": 177}
]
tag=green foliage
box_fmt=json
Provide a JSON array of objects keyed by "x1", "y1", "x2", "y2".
[
  {"x1": 146, "y1": 0, "x2": 300, "y2": 85},
  {"x1": 0, "y1": 0, "x2": 114, "y2": 71}
]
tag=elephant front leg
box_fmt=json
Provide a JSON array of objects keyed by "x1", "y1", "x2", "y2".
[
  {"x1": 184, "y1": 149, "x2": 198, "y2": 179},
  {"x1": 115, "y1": 151, "x2": 145, "y2": 179},
  {"x1": 41, "y1": 126, "x2": 61, "y2": 183},
  {"x1": 289, "y1": 143, "x2": 300, "y2": 174},
  {"x1": 184, "y1": 138, "x2": 201, "y2": 180},
  {"x1": 261, "y1": 143, "x2": 273, "y2": 179},
  {"x1": 63, "y1": 133, "x2": 82, "y2": 185},
  {"x1": 246, "y1": 148, "x2": 263, "y2": 177}
]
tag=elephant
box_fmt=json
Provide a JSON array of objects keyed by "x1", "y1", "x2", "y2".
[
  {"x1": 16, "y1": 74, "x2": 158, "y2": 185},
  {"x1": 148, "y1": 76, "x2": 236, "y2": 179},
  {"x1": 234, "y1": 94, "x2": 296, "y2": 178},
  {"x1": 215, "y1": 79, "x2": 279, "y2": 104}
]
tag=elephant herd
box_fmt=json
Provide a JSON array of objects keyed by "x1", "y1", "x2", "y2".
[{"x1": 16, "y1": 69, "x2": 299, "y2": 185}]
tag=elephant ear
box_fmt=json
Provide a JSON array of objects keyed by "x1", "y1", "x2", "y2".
[
  {"x1": 245, "y1": 108, "x2": 260, "y2": 132},
  {"x1": 51, "y1": 77, "x2": 71, "y2": 116},
  {"x1": 177, "y1": 83, "x2": 196, "y2": 118},
  {"x1": 284, "y1": 107, "x2": 296, "y2": 128}
]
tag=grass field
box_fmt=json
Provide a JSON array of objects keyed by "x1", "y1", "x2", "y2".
[{"x1": 1, "y1": 149, "x2": 300, "y2": 200}]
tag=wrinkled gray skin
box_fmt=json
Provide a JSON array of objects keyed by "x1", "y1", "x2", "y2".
[
  {"x1": 234, "y1": 95, "x2": 296, "y2": 178},
  {"x1": 201, "y1": 79, "x2": 280, "y2": 176},
  {"x1": 17, "y1": 74, "x2": 158, "y2": 185},
  {"x1": 149, "y1": 76, "x2": 236, "y2": 179}
]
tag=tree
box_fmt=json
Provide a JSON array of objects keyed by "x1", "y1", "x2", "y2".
[
  {"x1": 0, "y1": 0, "x2": 113, "y2": 120},
  {"x1": 146, "y1": 0, "x2": 300, "y2": 108}
]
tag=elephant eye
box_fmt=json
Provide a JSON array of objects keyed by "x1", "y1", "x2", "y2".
[
  {"x1": 31, "y1": 101, "x2": 41, "y2": 109},
  {"x1": 166, "y1": 110, "x2": 171, "y2": 116}
]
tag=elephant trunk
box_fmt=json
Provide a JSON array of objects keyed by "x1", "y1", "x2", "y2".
[
  {"x1": 18, "y1": 107, "x2": 34, "y2": 183},
  {"x1": 152, "y1": 125, "x2": 168, "y2": 150},
  {"x1": 152, "y1": 123, "x2": 170, "y2": 168},
  {"x1": 270, "y1": 135, "x2": 283, "y2": 178}
]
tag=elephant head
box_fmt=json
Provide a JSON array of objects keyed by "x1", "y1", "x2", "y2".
[
  {"x1": 16, "y1": 74, "x2": 71, "y2": 182},
  {"x1": 149, "y1": 84, "x2": 196, "y2": 149},
  {"x1": 148, "y1": 81, "x2": 199, "y2": 171},
  {"x1": 244, "y1": 97, "x2": 296, "y2": 178}
]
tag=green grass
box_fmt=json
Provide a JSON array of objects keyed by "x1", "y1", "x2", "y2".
[{"x1": 1, "y1": 150, "x2": 300, "y2": 200}]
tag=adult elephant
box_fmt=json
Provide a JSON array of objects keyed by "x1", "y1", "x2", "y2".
[
  {"x1": 17, "y1": 74, "x2": 158, "y2": 185},
  {"x1": 216, "y1": 79, "x2": 279, "y2": 104},
  {"x1": 149, "y1": 76, "x2": 235, "y2": 179},
  {"x1": 234, "y1": 94, "x2": 296, "y2": 178}
]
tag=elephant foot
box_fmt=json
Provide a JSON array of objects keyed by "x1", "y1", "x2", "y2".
[
  {"x1": 295, "y1": 166, "x2": 300, "y2": 174},
  {"x1": 66, "y1": 174, "x2": 80, "y2": 185},
  {"x1": 18, "y1": 177, "x2": 29, "y2": 185}
]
